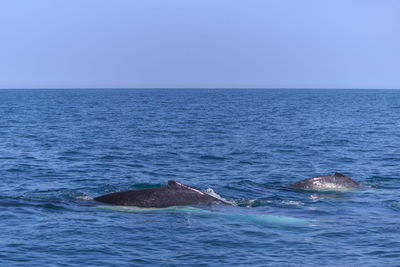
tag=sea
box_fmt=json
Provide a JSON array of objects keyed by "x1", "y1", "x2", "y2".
[{"x1": 0, "y1": 89, "x2": 399, "y2": 266}]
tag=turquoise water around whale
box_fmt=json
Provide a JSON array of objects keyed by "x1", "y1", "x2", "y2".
[{"x1": 1, "y1": 89, "x2": 400, "y2": 266}]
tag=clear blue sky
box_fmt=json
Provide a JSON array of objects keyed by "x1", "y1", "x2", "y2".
[{"x1": 0, "y1": 0, "x2": 399, "y2": 89}]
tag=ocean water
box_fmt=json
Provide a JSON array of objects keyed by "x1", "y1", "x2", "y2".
[{"x1": 0, "y1": 89, "x2": 400, "y2": 266}]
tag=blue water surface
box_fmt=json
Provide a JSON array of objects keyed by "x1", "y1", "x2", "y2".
[{"x1": 0, "y1": 89, "x2": 400, "y2": 266}]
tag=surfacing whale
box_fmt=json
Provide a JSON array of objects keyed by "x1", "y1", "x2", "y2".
[
  {"x1": 94, "y1": 180, "x2": 230, "y2": 208},
  {"x1": 290, "y1": 172, "x2": 359, "y2": 191}
]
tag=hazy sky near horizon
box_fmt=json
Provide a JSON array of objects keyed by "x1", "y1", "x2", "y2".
[{"x1": 0, "y1": 0, "x2": 399, "y2": 89}]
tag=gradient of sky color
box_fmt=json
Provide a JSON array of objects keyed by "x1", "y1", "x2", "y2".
[{"x1": 0, "y1": 0, "x2": 399, "y2": 89}]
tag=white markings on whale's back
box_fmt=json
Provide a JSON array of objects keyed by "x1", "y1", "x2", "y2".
[
  {"x1": 309, "y1": 177, "x2": 347, "y2": 189},
  {"x1": 290, "y1": 172, "x2": 360, "y2": 191},
  {"x1": 174, "y1": 181, "x2": 205, "y2": 195}
]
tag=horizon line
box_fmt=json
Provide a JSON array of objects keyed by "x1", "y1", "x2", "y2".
[{"x1": 0, "y1": 87, "x2": 399, "y2": 90}]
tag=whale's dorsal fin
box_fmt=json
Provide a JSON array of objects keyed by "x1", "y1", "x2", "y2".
[
  {"x1": 333, "y1": 172, "x2": 346, "y2": 177},
  {"x1": 168, "y1": 180, "x2": 179, "y2": 186}
]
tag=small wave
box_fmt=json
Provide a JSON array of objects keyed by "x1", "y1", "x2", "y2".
[
  {"x1": 238, "y1": 160, "x2": 253, "y2": 165},
  {"x1": 236, "y1": 198, "x2": 304, "y2": 208},
  {"x1": 99, "y1": 155, "x2": 126, "y2": 160},
  {"x1": 236, "y1": 199, "x2": 272, "y2": 208},
  {"x1": 60, "y1": 150, "x2": 85, "y2": 155},
  {"x1": 0, "y1": 156, "x2": 17, "y2": 160},
  {"x1": 125, "y1": 163, "x2": 145, "y2": 168},
  {"x1": 382, "y1": 200, "x2": 400, "y2": 212},
  {"x1": 6, "y1": 168, "x2": 26, "y2": 173},
  {"x1": 199, "y1": 155, "x2": 226, "y2": 160},
  {"x1": 0, "y1": 195, "x2": 66, "y2": 210}
]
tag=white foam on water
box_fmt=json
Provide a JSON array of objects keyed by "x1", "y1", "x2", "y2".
[
  {"x1": 246, "y1": 199, "x2": 256, "y2": 208},
  {"x1": 204, "y1": 188, "x2": 236, "y2": 206},
  {"x1": 75, "y1": 196, "x2": 93, "y2": 200},
  {"x1": 281, "y1": 200, "x2": 304, "y2": 206}
]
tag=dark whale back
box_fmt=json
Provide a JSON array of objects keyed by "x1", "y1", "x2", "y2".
[
  {"x1": 94, "y1": 180, "x2": 229, "y2": 208},
  {"x1": 290, "y1": 172, "x2": 359, "y2": 190}
]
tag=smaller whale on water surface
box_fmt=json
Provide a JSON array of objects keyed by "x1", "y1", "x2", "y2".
[
  {"x1": 290, "y1": 172, "x2": 359, "y2": 191},
  {"x1": 94, "y1": 180, "x2": 230, "y2": 208}
]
